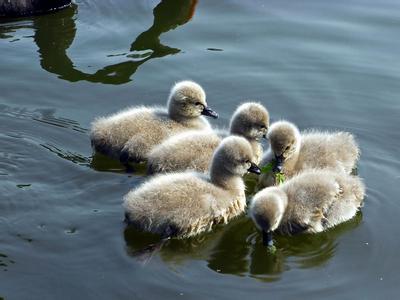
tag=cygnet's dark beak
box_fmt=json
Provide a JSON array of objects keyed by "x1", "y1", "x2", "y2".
[
  {"x1": 201, "y1": 106, "x2": 219, "y2": 119},
  {"x1": 248, "y1": 162, "x2": 261, "y2": 175},
  {"x1": 273, "y1": 155, "x2": 284, "y2": 173},
  {"x1": 263, "y1": 230, "x2": 274, "y2": 247}
]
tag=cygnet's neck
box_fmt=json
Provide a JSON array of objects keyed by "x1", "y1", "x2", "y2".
[
  {"x1": 230, "y1": 128, "x2": 261, "y2": 156},
  {"x1": 229, "y1": 125, "x2": 249, "y2": 139},
  {"x1": 168, "y1": 105, "x2": 188, "y2": 122},
  {"x1": 173, "y1": 114, "x2": 202, "y2": 127},
  {"x1": 230, "y1": 127, "x2": 262, "y2": 163},
  {"x1": 248, "y1": 139, "x2": 262, "y2": 162},
  {"x1": 270, "y1": 189, "x2": 289, "y2": 230},
  {"x1": 168, "y1": 103, "x2": 203, "y2": 128},
  {"x1": 210, "y1": 166, "x2": 243, "y2": 191},
  {"x1": 283, "y1": 139, "x2": 301, "y2": 174}
]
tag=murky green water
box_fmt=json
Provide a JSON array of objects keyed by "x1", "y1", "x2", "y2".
[{"x1": 1, "y1": 0, "x2": 400, "y2": 299}]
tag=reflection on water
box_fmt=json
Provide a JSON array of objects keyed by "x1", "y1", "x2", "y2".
[
  {"x1": 124, "y1": 212, "x2": 363, "y2": 281},
  {"x1": 0, "y1": 20, "x2": 32, "y2": 40},
  {"x1": 129, "y1": 0, "x2": 197, "y2": 55},
  {"x1": 124, "y1": 223, "x2": 226, "y2": 266},
  {"x1": 90, "y1": 152, "x2": 149, "y2": 174},
  {"x1": 90, "y1": 152, "x2": 127, "y2": 173},
  {"x1": 0, "y1": 0, "x2": 198, "y2": 84}
]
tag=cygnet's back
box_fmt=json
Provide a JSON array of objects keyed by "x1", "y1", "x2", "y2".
[
  {"x1": 147, "y1": 129, "x2": 222, "y2": 174},
  {"x1": 92, "y1": 106, "x2": 172, "y2": 159},
  {"x1": 147, "y1": 102, "x2": 269, "y2": 174},
  {"x1": 297, "y1": 130, "x2": 360, "y2": 174},
  {"x1": 124, "y1": 136, "x2": 261, "y2": 238}
]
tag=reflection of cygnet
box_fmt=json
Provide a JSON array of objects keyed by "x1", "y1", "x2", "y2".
[
  {"x1": 147, "y1": 102, "x2": 269, "y2": 174},
  {"x1": 90, "y1": 81, "x2": 218, "y2": 163},
  {"x1": 124, "y1": 136, "x2": 261, "y2": 239},
  {"x1": 259, "y1": 120, "x2": 360, "y2": 187},
  {"x1": 250, "y1": 169, "x2": 365, "y2": 246}
]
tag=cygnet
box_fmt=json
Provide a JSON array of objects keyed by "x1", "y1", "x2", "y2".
[
  {"x1": 90, "y1": 80, "x2": 218, "y2": 163},
  {"x1": 259, "y1": 120, "x2": 360, "y2": 187},
  {"x1": 124, "y1": 136, "x2": 261, "y2": 239},
  {"x1": 250, "y1": 169, "x2": 365, "y2": 246}
]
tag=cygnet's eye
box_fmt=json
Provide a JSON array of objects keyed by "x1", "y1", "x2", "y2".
[
  {"x1": 245, "y1": 159, "x2": 251, "y2": 164},
  {"x1": 260, "y1": 125, "x2": 267, "y2": 129},
  {"x1": 285, "y1": 146, "x2": 290, "y2": 151},
  {"x1": 195, "y1": 102, "x2": 203, "y2": 107}
]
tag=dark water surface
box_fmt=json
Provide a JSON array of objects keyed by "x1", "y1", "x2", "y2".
[{"x1": 1, "y1": 0, "x2": 400, "y2": 299}]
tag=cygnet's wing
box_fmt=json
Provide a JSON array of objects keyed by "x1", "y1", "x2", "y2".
[
  {"x1": 124, "y1": 172, "x2": 223, "y2": 237},
  {"x1": 283, "y1": 170, "x2": 340, "y2": 233},
  {"x1": 147, "y1": 130, "x2": 221, "y2": 173},
  {"x1": 323, "y1": 173, "x2": 364, "y2": 228}
]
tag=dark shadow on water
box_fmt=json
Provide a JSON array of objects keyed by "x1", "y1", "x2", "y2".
[
  {"x1": 0, "y1": 0, "x2": 198, "y2": 84},
  {"x1": 40, "y1": 143, "x2": 91, "y2": 167},
  {"x1": 40, "y1": 141, "x2": 149, "y2": 175},
  {"x1": 209, "y1": 212, "x2": 362, "y2": 282},
  {"x1": 90, "y1": 152, "x2": 148, "y2": 175},
  {"x1": 123, "y1": 223, "x2": 228, "y2": 265},
  {"x1": 0, "y1": 252, "x2": 15, "y2": 272},
  {"x1": 123, "y1": 212, "x2": 363, "y2": 281},
  {"x1": 90, "y1": 152, "x2": 127, "y2": 173}
]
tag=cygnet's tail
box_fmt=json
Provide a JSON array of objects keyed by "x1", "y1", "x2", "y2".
[
  {"x1": 349, "y1": 175, "x2": 366, "y2": 207},
  {"x1": 335, "y1": 132, "x2": 361, "y2": 168}
]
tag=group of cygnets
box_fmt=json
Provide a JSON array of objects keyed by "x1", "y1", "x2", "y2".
[{"x1": 91, "y1": 80, "x2": 365, "y2": 247}]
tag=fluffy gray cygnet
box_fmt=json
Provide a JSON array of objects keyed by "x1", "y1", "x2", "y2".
[
  {"x1": 250, "y1": 169, "x2": 365, "y2": 246},
  {"x1": 90, "y1": 80, "x2": 218, "y2": 163},
  {"x1": 123, "y1": 136, "x2": 261, "y2": 239},
  {"x1": 259, "y1": 120, "x2": 360, "y2": 187},
  {"x1": 147, "y1": 102, "x2": 269, "y2": 174}
]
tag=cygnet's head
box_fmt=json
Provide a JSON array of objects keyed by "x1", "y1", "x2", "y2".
[
  {"x1": 210, "y1": 136, "x2": 261, "y2": 178},
  {"x1": 167, "y1": 80, "x2": 218, "y2": 120},
  {"x1": 267, "y1": 121, "x2": 300, "y2": 172},
  {"x1": 250, "y1": 187, "x2": 288, "y2": 246},
  {"x1": 229, "y1": 102, "x2": 269, "y2": 141}
]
